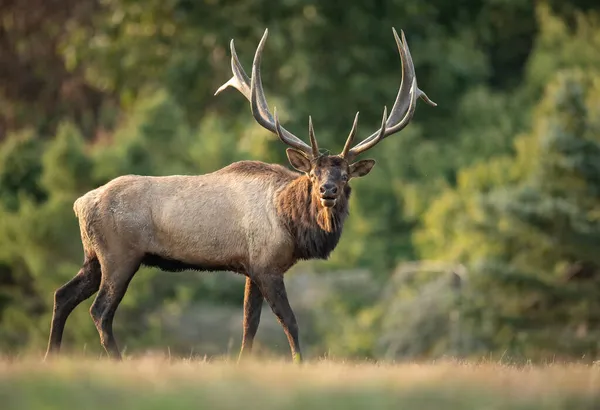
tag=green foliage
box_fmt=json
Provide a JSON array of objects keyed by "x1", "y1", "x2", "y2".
[
  {"x1": 414, "y1": 65, "x2": 600, "y2": 359},
  {"x1": 526, "y1": 4, "x2": 600, "y2": 96},
  {"x1": 0, "y1": 131, "x2": 47, "y2": 211}
]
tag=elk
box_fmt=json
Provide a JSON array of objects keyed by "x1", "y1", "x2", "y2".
[{"x1": 44, "y1": 28, "x2": 435, "y2": 363}]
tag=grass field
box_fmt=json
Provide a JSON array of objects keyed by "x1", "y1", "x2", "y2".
[{"x1": 1, "y1": 356, "x2": 599, "y2": 409}]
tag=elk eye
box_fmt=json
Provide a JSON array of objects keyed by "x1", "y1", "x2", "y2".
[{"x1": 342, "y1": 174, "x2": 349, "y2": 182}]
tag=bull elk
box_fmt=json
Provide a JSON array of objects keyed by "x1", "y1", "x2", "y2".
[{"x1": 45, "y1": 28, "x2": 435, "y2": 363}]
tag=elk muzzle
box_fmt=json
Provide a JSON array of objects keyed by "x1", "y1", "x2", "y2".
[{"x1": 319, "y1": 183, "x2": 339, "y2": 208}]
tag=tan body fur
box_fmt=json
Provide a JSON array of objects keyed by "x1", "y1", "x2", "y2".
[{"x1": 75, "y1": 162, "x2": 301, "y2": 276}]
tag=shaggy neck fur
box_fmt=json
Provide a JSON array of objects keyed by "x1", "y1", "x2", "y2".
[{"x1": 276, "y1": 175, "x2": 350, "y2": 260}]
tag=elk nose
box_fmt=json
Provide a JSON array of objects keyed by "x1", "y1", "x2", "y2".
[{"x1": 320, "y1": 183, "x2": 338, "y2": 195}]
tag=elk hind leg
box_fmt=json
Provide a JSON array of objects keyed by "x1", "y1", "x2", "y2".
[
  {"x1": 89, "y1": 258, "x2": 139, "y2": 360},
  {"x1": 45, "y1": 257, "x2": 102, "y2": 359}
]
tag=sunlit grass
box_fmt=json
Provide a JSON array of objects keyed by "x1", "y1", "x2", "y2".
[{"x1": 1, "y1": 355, "x2": 599, "y2": 409}]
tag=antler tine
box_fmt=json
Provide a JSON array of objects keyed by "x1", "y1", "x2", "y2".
[
  {"x1": 340, "y1": 112, "x2": 360, "y2": 158},
  {"x1": 375, "y1": 106, "x2": 389, "y2": 144},
  {"x1": 400, "y1": 29, "x2": 436, "y2": 109},
  {"x1": 273, "y1": 107, "x2": 287, "y2": 150},
  {"x1": 250, "y1": 29, "x2": 313, "y2": 154},
  {"x1": 214, "y1": 39, "x2": 251, "y2": 99},
  {"x1": 215, "y1": 29, "x2": 314, "y2": 156},
  {"x1": 308, "y1": 116, "x2": 319, "y2": 158},
  {"x1": 345, "y1": 28, "x2": 435, "y2": 160},
  {"x1": 350, "y1": 80, "x2": 417, "y2": 157},
  {"x1": 400, "y1": 28, "x2": 436, "y2": 109}
]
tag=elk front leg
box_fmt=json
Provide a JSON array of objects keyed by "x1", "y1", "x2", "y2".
[
  {"x1": 239, "y1": 277, "x2": 264, "y2": 361},
  {"x1": 253, "y1": 273, "x2": 302, "y2": 363}
]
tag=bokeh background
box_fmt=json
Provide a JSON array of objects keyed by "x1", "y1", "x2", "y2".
[{"x1": 1, "y1": 0, "x2": 600, "y2": 362}]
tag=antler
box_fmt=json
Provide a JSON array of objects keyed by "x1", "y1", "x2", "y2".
[
  {"x1": 340, "y1": 28, "x2": 436, "y2": 160},
  {"x1": 215, "y1": 29, "x2": 318, "y2": 158}
]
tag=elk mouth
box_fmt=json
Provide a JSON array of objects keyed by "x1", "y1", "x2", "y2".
[{"x1": 320, "y1": 197, "x2": 337, "y2": 208}]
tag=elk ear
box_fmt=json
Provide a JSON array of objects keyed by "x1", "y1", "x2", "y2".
[
  {"x1": 349, "y1": 159, "x2": 376, "y2": 179},
  {"x1": 286, "y1": 148, "x2": 312, "y2": 173}
]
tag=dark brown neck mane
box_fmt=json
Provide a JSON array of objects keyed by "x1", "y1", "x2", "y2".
[{"x1": 276, "y1": 175, "x2": 350, "y2": 260}]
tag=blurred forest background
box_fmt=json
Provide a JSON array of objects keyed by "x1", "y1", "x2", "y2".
[{"x1": 1, "y1": 0, "x2": 600, "y2": 362}]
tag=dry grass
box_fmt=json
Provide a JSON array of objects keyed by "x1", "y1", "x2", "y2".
[{"x1": 1, "y1": 355, "x2": 599, "y2": 409}]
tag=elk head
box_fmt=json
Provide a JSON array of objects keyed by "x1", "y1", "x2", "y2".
[
  {"x1": 278, "y1": 113, "x2": 373, "y2": 209},
  {"x1": 215, "y1": 28, "x2": 437, "y2": 209}
]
